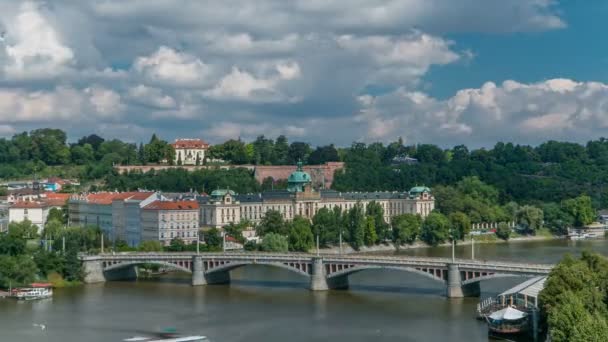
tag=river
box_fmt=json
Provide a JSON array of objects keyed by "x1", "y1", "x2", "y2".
[{"x1": 1, "y1": 239, "x2": 606, "y2": 342}]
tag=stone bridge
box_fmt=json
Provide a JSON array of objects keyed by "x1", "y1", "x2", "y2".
[{"x1": 80, "y1": 252, "x2": 553, "y2": 298}]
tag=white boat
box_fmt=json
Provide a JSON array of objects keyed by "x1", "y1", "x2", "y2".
[
  {"x1": 10, "y1": 283, "x2": 53, "y2": 300},
  {"x1": 124, "y1": 337, "x2": 206, "y2": 342}
]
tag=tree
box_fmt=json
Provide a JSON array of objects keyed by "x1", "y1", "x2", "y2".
[
  {"x1": 420, "y1": 212, "x2": 450, "y2": 246},
  {"x1": 167, "y1": 238, "x2": 186, "y2": 252},
  {"x1": 260, "y1": 233, "x2": 289, "y2": 252},
  {"x1": 138, "y1": 240, "x2": 163, "y2": 252},
  {"x1": 391, "y1": 214, "x2": 422, "y2": 245},
  {"x1": 345, "y1": 204, "x2": 365, "y2": 250},
  {"x1": 204, "y1": 228, "x2": 222, "y2": 250},
  {"x1": 287, "y1": 142, "x2": 312, "y2": 164},
  {"x1": 288, "y1": 216, "x2": 314, "y2": 252},
  {"x1": 224, "y1": 222, "x2": 248, "y2": 244},
  {"x1": 366, "y1": 201, "x2": 389, "y2": 241},
  {"x1": 8, "y1": 220, "x2": 39, "y2": 239},
  {"x1": 363, "y1": 216, "x2": 377, "y2": 246},
  {"x1": 540, "y1": 253, "x2": 608, "y2": 341},
  {"x1": 495, "y1": 222, "x2": 511, "y2": 240},
  {"x1": 516, "y1": 205, "x2": 544, "y2": 233},
  {"x1": 562, "y1": 195, "x2": 595, "y2": 227},
  {"x1": 273, "y1": 135, "x2": 289, "y2": 164},
  {"x1": 312, "y1": 207, "x2": 341, "y2": 246},
  {"x1": 449, "y1": 212, "x2": 471, "y2": 240},
  {"x1": 543, "y1": 202, "x2": 574, "y2": 235},
  {"x1": 70, "y1": 143, "x2": 95, "y2": 165},
  {"x1": 47, "y1": 207, "x2": 67, "y2": 224},
  {"x1": 43, "y1": 220, "x2": 63, "y2": 240},
  {"x1": 308, "y1": 145, "x2": 339, "y2": 165},
  {"x1": 0, "y1": 255, "x2": 39, "y2": 287},
  {"x1": 256, "y1": 210, "x2": 287, "y2": 236}
]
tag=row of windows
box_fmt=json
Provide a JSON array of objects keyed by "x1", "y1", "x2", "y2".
[
  {"x1": 161, "y1": 231, "x2": 197, "y2": 239},
  {"x1": 161, "y1": 213, "x2": 197, "y2": 221}
]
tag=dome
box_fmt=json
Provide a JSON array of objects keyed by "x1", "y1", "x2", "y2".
[
  {"x1": 287, "y1": 161, "x2": 312, "y2": 192},
  {"x1": 211, "y1": 189, "x2": 236, "y2": 198}
]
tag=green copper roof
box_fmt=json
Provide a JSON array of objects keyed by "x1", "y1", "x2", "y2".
[
  {"x1": 211, "y1": 189, "x2": 236, "y2": 197},
  {"x1": 409, "y1": 186, "x2": 431, "y2": 193},
  {"x1": 287, "y1": 161, "x2": 312, "y2": 192}
]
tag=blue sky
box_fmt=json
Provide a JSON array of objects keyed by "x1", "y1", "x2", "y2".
[
  {"x1": 1, "y1": 1, "x2": 608, "y2": 148},
  {"x1": 428, "y1": 0, "x2": 608, "y2": 98}
]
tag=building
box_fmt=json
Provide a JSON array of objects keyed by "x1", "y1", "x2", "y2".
[
  {"x1": 171, "y1": 138, "x2": 209, "y2": 165},
  {"x1": 68, "y1": 192, "x2": 162, "y2": 244},
  {"x1": 199, "y1": 162, "x2": 435, "y2": 229},
  {"x1": 8, "y1": 201, "x2": 49, "y2": 232},
  {"x1": 141, "y1": 200, "x2": 200, "y2": 246},
  {"x1": 253, "y1": 161, "x2": 344, "y2": 189},
  {"x1": 8, "y1": 193, "x2": 71, "y2": 232}
]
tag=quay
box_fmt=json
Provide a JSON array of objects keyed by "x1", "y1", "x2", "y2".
[{"x1": 80, "y1": 252, "x2": 553, "y2": 298}]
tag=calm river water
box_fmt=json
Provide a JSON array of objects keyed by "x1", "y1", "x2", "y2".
[{"x1": 1, "y1": 239, "x2": 607, "y2": 342}]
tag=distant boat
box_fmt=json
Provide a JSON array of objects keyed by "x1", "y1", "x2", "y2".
[
  {"x1": 123, "y1": 336, "x2": 206, "y2": 342},
  {"x1": 10, "y1": 283, "x2": 53, "y2": 300}
]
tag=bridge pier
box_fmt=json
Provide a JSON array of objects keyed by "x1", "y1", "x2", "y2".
[
  {"x1": 192, "y1": 256, "x2": 231, "y2": 286},
  {"x1": 446, "y1": 264, "x2": 481, "y2": 298},
  {"x1": 310, "y1": 257, "x2": 329, "y2": 291},
  {"x1": 192, "y1": 256, "x2": 206, "y2": 286},
  {"x1": 83, "y1": 259, "x2": 106, "y2": 284}
]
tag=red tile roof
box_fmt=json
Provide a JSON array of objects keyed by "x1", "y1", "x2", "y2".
[
  {"x1": 11, "y1": 201, "x2": 48, "y2": 209},
  {"x1": 144, "y1": 200, "x2": 199, "y2": 211},
  {"x1": 83, "y1": 192, "x2": 155, "y2": 204},
  {"x1": 171, "y1": 139, "x2": 209, "y2": 149}
]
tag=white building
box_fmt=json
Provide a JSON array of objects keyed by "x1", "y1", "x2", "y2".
[
  {"x1": 9, "y1": 201, "x2": 50, "y2": 233},
  {"x1": 171, "y1": 139, "x2": 209, "y2": 165},
  {"x1": 199, "y1": 163, "x2": 435, "y2": 229},
  {"x1": 141, "y1": 200, "x2": 200, "y2": 246}
]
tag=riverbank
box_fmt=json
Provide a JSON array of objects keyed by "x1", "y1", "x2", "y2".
[{"x1": 318, "y1": 233, "x2": 563, "y2": 255}]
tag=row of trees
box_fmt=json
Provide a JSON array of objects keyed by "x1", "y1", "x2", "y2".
[{"x1": 539, "y1": 252, "x2": 608, "y2": 341}]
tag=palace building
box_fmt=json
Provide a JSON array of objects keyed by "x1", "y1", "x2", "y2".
[
  {"x1": 171, "y1": 138, "x2": 209, "y2": 165},
  {"x1": 199, "y1": 162, "x2": 434, "y2": 228}
]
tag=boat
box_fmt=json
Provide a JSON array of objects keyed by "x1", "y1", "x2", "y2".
[
  {"x1": 10, "y1": 283, "x2": 53, "y2": 300},
  {"x1": 123, "y1": 328, "x2": 206, "y2": 342},
  {"x1": 485, "y1": 306, "x2": 529, "y2": 335}
]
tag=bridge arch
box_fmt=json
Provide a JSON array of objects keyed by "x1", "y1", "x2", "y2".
[
  {"x1": 103, "y1": 260, "x2": 193, "y2": 274},
  {"x1": 206, "y1": 261, "x2": 312, "y2": 278},
  {"x1": 326, "y1": 265, "x2": 446, "y2": 284}
]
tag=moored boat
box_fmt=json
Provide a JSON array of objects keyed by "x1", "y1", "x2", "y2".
[
  {"x1": 485, "y1": 306, "x2": 529, "y2": 335},
  {"x1": 10, "y1": 283, "x2": 53, "y2": 300}
]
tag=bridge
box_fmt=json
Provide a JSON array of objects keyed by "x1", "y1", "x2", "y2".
[{"x1": 80, "y1": 252, "x2": 553, "y2": 298}]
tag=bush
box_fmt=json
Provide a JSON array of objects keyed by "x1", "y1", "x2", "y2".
[{"x1": 495, "y1": 222, "x2": 511, "y2": 240}]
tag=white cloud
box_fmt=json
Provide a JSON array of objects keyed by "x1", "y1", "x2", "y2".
[
  {"x1": 0, "y1": 1, "x2": 74, "y2": 79},
  {"x1": 206, "y1": 62, "x2": 301, "y2": 102},
  {"x1": 85, "y1": 86, "x2": 124, "y2": 117},
  {"x1": 127, "y1": 85, "x2": 177, "y2": 109},
  {"x1": 351, "y1": 79, "x2": 608, "y2": 147},
  {"x1": 133, "y1": 46, "x2": 211, "y2": 86}
]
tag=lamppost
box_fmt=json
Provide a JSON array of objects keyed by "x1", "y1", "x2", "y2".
[
  {"x1": 471, "y1": 234, "x2": 475, "y2": 260},
  {"x1": 451, "y1": 226, "x2": 455, "y2": 262},
  {"x1": 339, "y1": 228, "x2": 343, "y2": 255}
]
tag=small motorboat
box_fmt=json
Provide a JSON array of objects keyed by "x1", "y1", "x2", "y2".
[{"x1": 123, "y1": 328, "x2": 206, "y2": 342}]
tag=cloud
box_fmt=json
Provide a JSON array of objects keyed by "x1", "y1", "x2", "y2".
[
  {"x1": 352, "y1": 79, "x2": 608, "y2": 147},
  {"x1": 133, "y1": 46, "x2": 211, "y2": 86},
  {"x1": 206, "y1": 62, "x2": 301, "y2": 102},
  {"x1": 0, "y1": 1, "x2": 74, "y2": 79}
]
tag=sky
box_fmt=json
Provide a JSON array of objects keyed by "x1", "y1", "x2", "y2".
[{"x1": 1, "y1": 0, "x2": 608, "y2": 148}]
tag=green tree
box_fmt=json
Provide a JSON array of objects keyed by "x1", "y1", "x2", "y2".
[
  {"x1": 287, "y1": 142, "x2": 312, "y2": 164},
  {"x1": 288, "y1": 216, "x2": 314, "y2": 252},
  {"x1": 366, "y1": 201, "x2": 389, "y2": 241},
  {"x1": 363, "y1": 216, "x2": 377, "y2": 246},
  {"x1": 345, "y1": 204, "x2": 365, "y2": 250},
  {"x1": 273, "y1": 135, "x2": 289, "y2": 164},
  {"x1": 166, "y1": 238, "x2": 186, "y2": 252},
  {"x1": 0, "y1": 255, "x2": 39, "y2": 287},
  {"x1": 562, "y1": 195, "x2": 595, "y2": 227},
  {"x1": 47, "y1": 207, "x2": 67, "y2": 225},
  {"x1": 8, "y1": 220, "x2": 39, "y2": 239},
  {"x1": 260, "y1": 233, "x2": 289, "y2": 252},
  {"x1": 391, "y1": 214, "x2": 422, "y2": 245},
  {"x1": 448, "y1": 212, "x2": 471, "y2": 240},
  {"x1": 312, "y1": 207, "x2": 341, "y2": 246},
  {"x1": 224, "y1": 222, "x2": 248, "y2": 244},
  {"x1": 43, "y1": 220, "x2": 63, "y2": 240},
  {"x1": 516, "y1": 205, "x2": 544, "y2": 232},
  {"x1": 138, "y1": 240, "x2": 163, "y2": 252},
  {"x1": 420, "y1": 212, "x2": 450, "y2": 246},
  {"x1": 495, "y1": 222, "x2": 511, "y2": 240},
  {"x1": 204, "y1": 228, "x2": 223, "y2": 250},
  {"x1": 256, "y1": 210, "x2": 287, "y2": 236}
]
